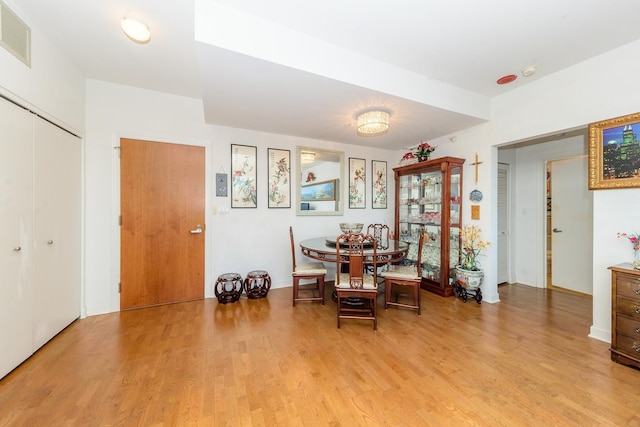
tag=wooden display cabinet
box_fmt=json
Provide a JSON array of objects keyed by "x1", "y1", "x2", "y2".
[{"x1": 393, "y1": 157, "x2": 465, "y2": 297}]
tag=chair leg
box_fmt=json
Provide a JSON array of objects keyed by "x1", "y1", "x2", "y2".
[
  {"x1": 292, "y1": 278, "x2": 298, "y2": 307},
  {"x1": 384, "y1": 278, "x2": 391, "y2": 310},
  {"x1": 319, "y1": 277, "x2": 325, "y2": 305},
  {"x1": 415, "y1": 283, "x2": 421, "y2": 315}
]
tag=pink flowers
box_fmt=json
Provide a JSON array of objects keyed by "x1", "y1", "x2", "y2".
[{"x1": 617, "y1": 232, "x2": 640, "y2": 250}]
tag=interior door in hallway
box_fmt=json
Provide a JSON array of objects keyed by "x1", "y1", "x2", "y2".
[
  {"x1": 120, "y1": 138, "x2": 205, "y2": 310},
  {"x1": 550, "y1": 156, "x2": 592, "y2": 294}
]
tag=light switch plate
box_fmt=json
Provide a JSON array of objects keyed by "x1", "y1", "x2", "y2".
[{"x1": 216, "y1": 173, "x2": 228, "y2": 197}]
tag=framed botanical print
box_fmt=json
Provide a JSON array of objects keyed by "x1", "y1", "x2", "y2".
[
  {"x1": 588, "y1": 112, "x2": 640, "y2": 189},
  {"x1": 231, "y1": 144, "x2": 257, "y2": 208},
  {"x1": 349, "y1": 157, "x2": 366, "y2": 209},
  {"x1": 267, "y1": 148, "x2": 291, "y2": 208},
  {"x1": 371, "y1": 160, "x2": 387, "y2": 209}
]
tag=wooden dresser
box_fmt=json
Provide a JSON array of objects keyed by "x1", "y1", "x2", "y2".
[{"x1": 609, "y1": 263, "x2": 640, "y2": 369}]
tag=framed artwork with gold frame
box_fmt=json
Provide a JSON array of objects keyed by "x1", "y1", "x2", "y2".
[{"x1": 588, "y1": 112, "x2": 640, "y2": 189}]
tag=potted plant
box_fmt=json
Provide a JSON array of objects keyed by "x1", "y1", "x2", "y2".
[
  {"x1": 617, "y1": 231, "x2": 640, "y2": 269},
  {"x1": 454, "y1": 224, "x2": 491, "y2": 290}
]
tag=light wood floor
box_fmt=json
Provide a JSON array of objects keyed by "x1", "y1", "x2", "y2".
[{"x1": 1, "y1": 283, "x2": 639, "y2": 426}]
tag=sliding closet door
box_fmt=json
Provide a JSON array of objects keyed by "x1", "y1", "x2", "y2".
[
  {"x1": 33, "y1": 116, "x2": 82, "y2": 349},
  {"x1": 0, "y1": 98, "x2": 34, "y2": 379}
]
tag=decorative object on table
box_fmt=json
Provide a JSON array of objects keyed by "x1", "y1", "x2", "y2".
[
  {"x1": 616, "y1": 231, "x2": 640, "y2": 269},
  {"x1": 267, "y1": 148, "x2": 291, "y2": 208},
  {"x1": 398, "y1": 152, "x2": 418, "y2": 166},
  {"x1": 371, "y1": 160, "x2": 387, "y2": 209},
  {"x1": 339, "y1": 222, "x2": 364, "y2": 234},
  {"x1": 453, "y1": 223, "x2": 491, "y2": 304},
  {"x1": 588, "y1": 111, "x2": 640, "y2": 190},
  {"x1": 231, "y1": 144, "x2": 257, "y2": 208},
  {"x1": 214, "y1": 273, "x2": 243, "y2": 304},
  {"x1": 349, "y1": 157, "x2": 366, "y2": 208},
  {"x1": 290, "y1": 227, "x2": 326, "y2": 306},
  {"x1": 335, "y1": 233, "x2": 379, "y2": 330},
  {"x1": 381, "y1": 230, "x2": 425, "y2": 315},
  {"x1": 243, "y1": 270, "x2": 272, "y2": 299}
]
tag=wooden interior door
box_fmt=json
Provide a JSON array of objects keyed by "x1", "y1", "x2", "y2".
[{"x1": 120, "y1": 138, "x2": 205, "y2": 310}]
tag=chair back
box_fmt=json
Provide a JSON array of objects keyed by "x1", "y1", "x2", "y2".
[
  {"x1": 289, "y1": 226, "x2": 297, "y2": 271},
  {"x1": 367, "y1": 223, "x2": 390, "y2": 249},
  {"x1": 336, "y1": 232, "x2": 377, "y2": 288}
]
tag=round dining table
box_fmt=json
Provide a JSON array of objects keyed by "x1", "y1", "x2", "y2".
[{"x1": 299, "y1": 236, "x2": 409, "y2": 265}]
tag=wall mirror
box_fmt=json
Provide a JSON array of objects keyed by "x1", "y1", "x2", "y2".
[{"x1": 296, "y1": 146, "x2": 344, "y2": 216}]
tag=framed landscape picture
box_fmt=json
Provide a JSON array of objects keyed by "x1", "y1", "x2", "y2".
[
  {"x1": 588, "y1": 112, "x2": 640, "y2": 189},
  {"x1": 349, "y1": 157, "x2": 366, "y2": 208},
  {"x1": 267, "y1": 148, "x2": 291, "y2": 208},
  {"x1": 300, "y1": 179, "x2": 337, "y2": 201},
  {"x1": 231, "y1": 144, "x2": 257, "y2": 208},
  {"x1": 371, "y1": 160, "x2": 387, "y2": 209}
]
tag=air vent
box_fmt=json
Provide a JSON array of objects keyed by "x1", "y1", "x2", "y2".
[{"x1": 0, "y1": 1, "x2": 31, "y2": 67}]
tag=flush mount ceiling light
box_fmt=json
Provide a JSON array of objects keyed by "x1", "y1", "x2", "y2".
[
  {"x1": 357, "y1": 110, "x2": 390, "y2": 137},
  {"x1": 121, "y1": 17, "x2": 151, "y2": 43},
  {"x1": 301, "y1": 152, "x2": 316, "y2": 163}
]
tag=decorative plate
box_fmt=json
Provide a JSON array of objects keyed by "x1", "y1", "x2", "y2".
[{"x1": 469, "y1": 189, "x2": 483, "y2": 202}]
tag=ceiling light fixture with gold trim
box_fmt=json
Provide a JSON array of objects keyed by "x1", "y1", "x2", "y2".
[{"x1": 357, "y1": 110, "x2": 390, "y2": 137}]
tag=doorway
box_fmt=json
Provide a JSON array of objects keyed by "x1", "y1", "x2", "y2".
[
  {"x1": 120, "y1": 138, "x2": 206, "y2": 310},
  {"x1": 547, "y1": 155, "x2": 593, "y2": 295}
]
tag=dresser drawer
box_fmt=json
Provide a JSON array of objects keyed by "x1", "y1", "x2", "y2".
[
  {"x1": 617, "y1": 315, "x2": 640, "y2": 339},
  {"x1": 616, "y1": 334, "x2": 640, "y2": 358},
  {"x1": 616, "y1": 273, "x2": 640, "y2": 299},
  {"x1": 617, "y1": 296, "x2": 640, "y2": 320}
]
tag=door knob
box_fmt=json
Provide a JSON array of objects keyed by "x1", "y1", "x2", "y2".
[
  {"x1": 190, "y1": 224, "x2": 203, "y2": 234},
  {"x1": 552, "y1": 228, "x2": 562, "y2": 233}
]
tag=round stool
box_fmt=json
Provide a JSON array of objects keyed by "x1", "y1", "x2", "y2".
[
  {"x1": 215, "y1": 273, "x2": 243, "y2": 304},
  {"x1": 243, "y1": 270, "x2": 271, "y2": 299}
]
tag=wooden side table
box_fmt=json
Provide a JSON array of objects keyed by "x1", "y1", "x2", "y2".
[
  {"x1": 243, "y1": 270, "x2": 271, "y2": 299},
  {"x1": 214, "y1": 273, "x2": 243, "y2": 304},
  {"x1": 608, "y1": 263, "x2": 640, "y2": 370}
]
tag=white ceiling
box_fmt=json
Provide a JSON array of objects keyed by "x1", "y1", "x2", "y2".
[{"x1": 14, "y1": 0, "x2": 640, "y2": 150}]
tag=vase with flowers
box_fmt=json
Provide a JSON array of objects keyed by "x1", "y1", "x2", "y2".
[
  {"x1": 414, "y1": 142, "x2": 436, "y2": 162},
  {"x1": 617, "y1": 231, "x2": 640, "y2": 269},
  {"x1": 454, "y1": 224, "x2": 491, "y2": 290}
]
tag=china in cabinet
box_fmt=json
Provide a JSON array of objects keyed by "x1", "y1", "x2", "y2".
[{"x1": 393, "y1": 157, "x2": 465, "y2": 297}]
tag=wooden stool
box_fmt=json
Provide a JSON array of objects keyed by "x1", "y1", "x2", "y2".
[
  {"x1": 243, "y1": 270, "x2": 271, "y2": 299},
  {"x1": 214, "y1": 273, "x2": 243, "y2": 304}
]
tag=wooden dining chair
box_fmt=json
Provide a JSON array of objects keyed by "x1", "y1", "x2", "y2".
[
  {"x1": 290, "y1": 226, "x2": 327, "y2": 306},
  {"x1": 335, "y1": 232, "x2": 379, "y2": 330},
  {"x1": 367, "y1": 223, "x2": 390, "y2": 249},
  {"x1": 381, "y1": 230, "x2": 425, "y2": 315}
]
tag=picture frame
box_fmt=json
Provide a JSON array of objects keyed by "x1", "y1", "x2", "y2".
[
  {"x1": 371, "y1": 160, "x2": 387, "y2": 209},
  {"x1": 300, "y1": 179, "x2": 337, "y2": 201},
  {"x1": 588, "y1": 112, "x2": 640, "y2": 189},
  {"x1": 231, "y1": 144, "x2": 257, "y2": 208},
  {"x1": 349, "y1": 157, "x2": 366, "y2": 208},
  {"x1": 267, "y1": 148, "x2": 291, "y2": 208}
]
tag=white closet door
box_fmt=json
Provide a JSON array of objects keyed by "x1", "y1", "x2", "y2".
[
  {"x1": 33, "y1": 116, "x2": 81, "y2": 349},
  {"x1": 0, "y1": 98, "x2": 35, "y2": 379}
]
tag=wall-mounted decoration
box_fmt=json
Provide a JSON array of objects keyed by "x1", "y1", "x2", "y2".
[
  {"x1": 371, "y1": 160, "x2": 387, "y2": 209},
  {"x1": 300, "y1": 179, "x2": 337, "y2": 201},
  {"x1": 267, "y1": 148, "x2": 291, "y2": 208},
  {"x1": 231, "y1": 144, "x2": 257, "y2": 208},
  {"x1": 588, "y1": 112, "x2": 640, "y2": 189},
  {"x1": 349, "y1": 157, "x2": 366, "y2": 209}
]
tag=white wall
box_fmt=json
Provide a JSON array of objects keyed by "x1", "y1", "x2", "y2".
[
  {"x1": 419, "y1": 39, "x2": 640, "y2": 342},
  {"x1": 0, "y1": 0, "x2": 85, "y2": 134},
  {"x1": 85, "y1": 79, "x2": 396, "y2": 316}
]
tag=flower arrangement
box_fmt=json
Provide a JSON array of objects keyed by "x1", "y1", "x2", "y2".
[
  {"x1": 617, "y1": 232, "x2": 640, "y2": 251},
  {"x1": 414, "y1": 142, "x2": 436, "y2": 161},
  {"x1": 400, "y1": 142, "x2": 437, "y2": 165},
  {"x1": 306, "y1": 171, "x2": 316, "y2": 182},
  {"x1": 459, "y1": 224, "x2": 491, "y2": 271},
  {"x1": 617, "y1": 232, "x2": 640, "y2": 269}
]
